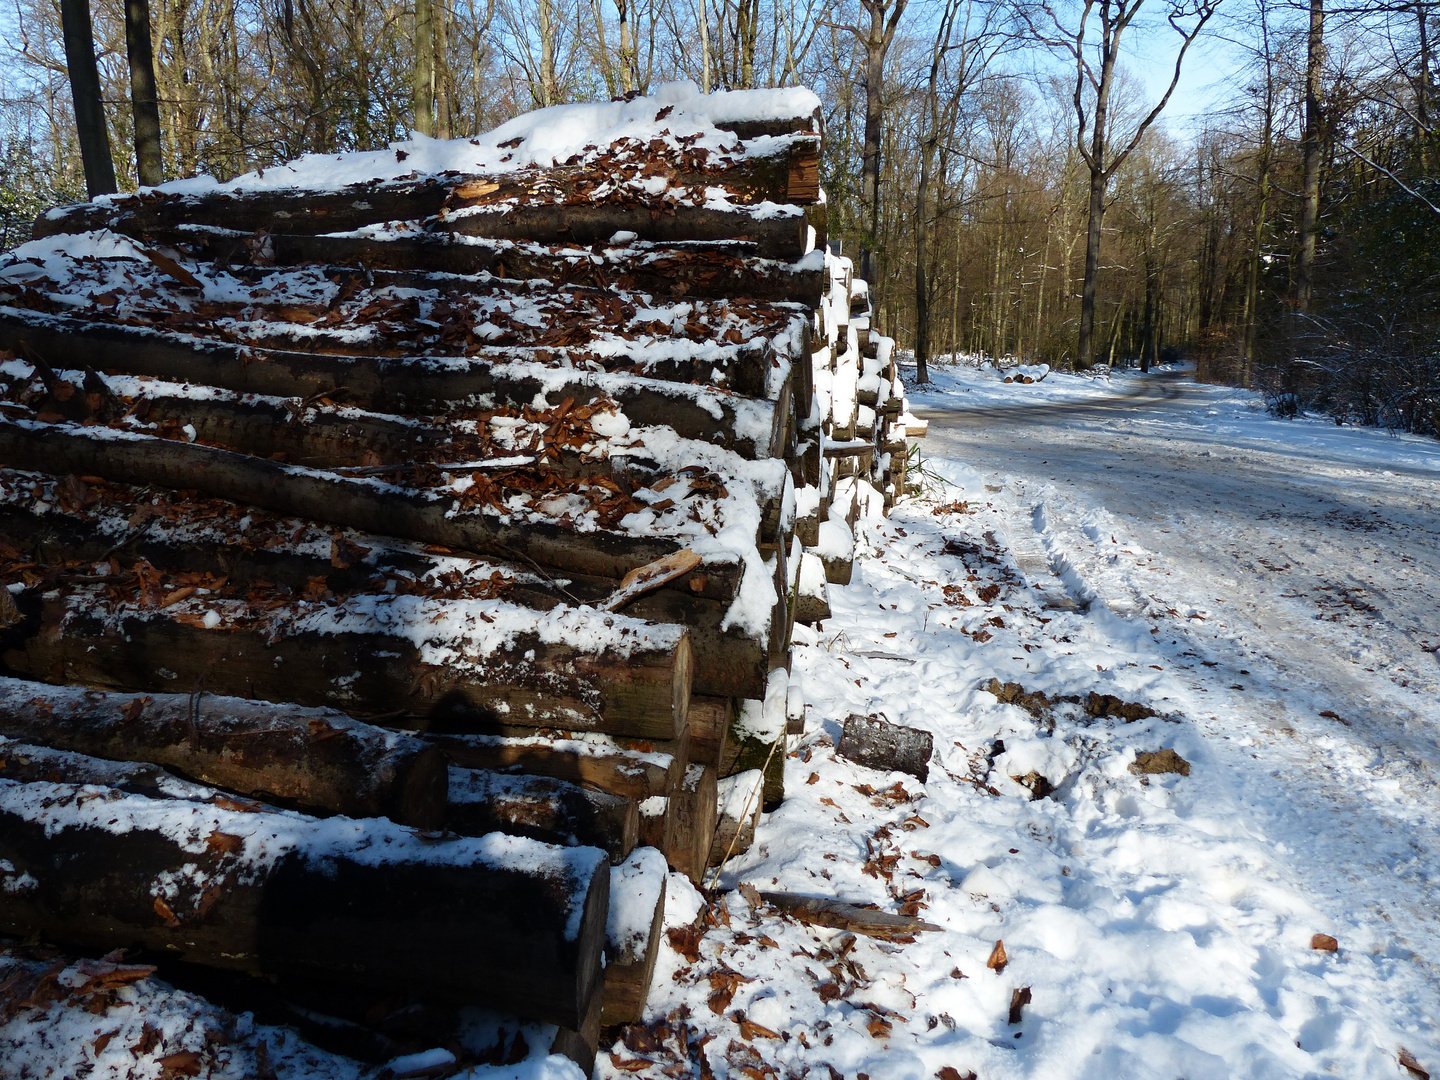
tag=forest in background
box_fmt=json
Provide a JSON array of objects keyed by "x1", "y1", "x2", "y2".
[{"x1": 1, "y1": 0, "x2": 1437, "y2": 434}]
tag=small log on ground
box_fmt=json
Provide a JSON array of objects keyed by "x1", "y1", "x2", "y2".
[
  {"x1": 836, "y1": 715, "x2": 932, "y2": 782},
  {"x1": 4, "y1": 588, "x2": 691, "y2": 741},
  {"x1": 601, "y1": 847, "x2": 668, "y2": 1025},
  {"x1": 708, "y1": 768, "x2": 764, "y2": 868},
  {"x1": 756, "y1": 892, "x2": 942, "y2": 940},
  {"x1": 0, "y1": 677, "x2": 447, "y2": 827},
  {"x1": 0, "y1": 778, "x2": 609, "y2": 1029},
  {"x1": 445, "y1": 766, "x2": 637, "y2": 862},
  {"x1": 669, "y1": 763, "x2": 719, "y2": 884},
  {"x1": 422, "y1": 731, "x2": 676, "y2": 802}
]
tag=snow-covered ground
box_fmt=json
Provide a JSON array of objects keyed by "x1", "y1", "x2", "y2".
[
  {"x1": 614, "y1": 363, "x2": 1440, "y2": 1079},
  {"x1": 6, "y1": 363, "x2": 1438, "y2": 1079}
]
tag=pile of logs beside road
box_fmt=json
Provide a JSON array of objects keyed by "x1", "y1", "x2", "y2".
[{"x1": 0, "y1": 85, "x2": 920, "y2": 1068}]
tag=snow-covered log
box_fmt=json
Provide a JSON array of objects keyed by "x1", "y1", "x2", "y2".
[
  {"x1": 0, "y1": 677, "x2": 447, "y2": 827},
  {"x1": 0, "y1": 778, "x2": 610, "y2": 1029},
  {"x1": 601, "y1": 847, "x2": 668, "y2": 1025},
  {"x1": 5, "y1": 586, "x2": 693, "y2": 740},
  {"x1": 424, "y1": 730, "x2": 678, "y2": 802},
  {"x1": 445, "y1": 767, "x2": 637, "y2": 861}
]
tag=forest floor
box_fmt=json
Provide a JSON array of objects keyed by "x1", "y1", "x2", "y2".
[{"x1": 5, "y1": 364, "x2": 1440, "y2": 1080}]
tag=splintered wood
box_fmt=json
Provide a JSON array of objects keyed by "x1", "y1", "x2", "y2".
[{"x1": 0, "y1": 84, "x2": 921, "y2": 1068}]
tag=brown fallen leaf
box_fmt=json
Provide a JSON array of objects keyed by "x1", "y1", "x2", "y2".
[
  {"x1": 736, "y1": 882, "x2": 763, "y2": 910},
  {"x1": 1400, "y1": 1048, "x2": 1431, "y2": 1080},
  {"x1": 152, "y1": 897, "x2": 181, "y2": 928},
  {"x1": 1311, "y1": 933, "x2": 1338, "y2": 952},
  {"x1": 131, "y1": 1022, "x2": 162, "y2": 1055},
  {"x1": 986, "y1": 939, "x2": 1008, "y2": 974},
  {"x1": 734, "y1": 1012, "x2": 781, "y2": 1040},
  {"x1": 866, "y1": 1016, "x2": 892, "y2": 1039},
  {"x1": 140, "y1": 248, "x2": 201, "y2": 288},
  {"x1": 666, "y1": 924, "x2": 703, "y2": 964},
  {"x1": 608, "y1": 1051, "x2": 653, "y2": 1073},
  {"x1": 158, "y1": 1050, "x2": 203, "y2": 1077},
  {"x1": 815, "y1": 981, "x2": 842, "y2": 1002},
  {"x1": 205, "y1": 831, "x2": 244, "y2": 856},
  {"x1": 92, "y1": 1031, "x2": 117, "y2": 1056},
  {"x1": 936, "y1": 1069, "x2": 977, "y2": 1080}
]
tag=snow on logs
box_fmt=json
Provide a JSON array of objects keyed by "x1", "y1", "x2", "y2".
[
  {"x1": 0, "y1": 776, "x2": 609, "y2": 1031},
  {"x1": 0, "y1": 82, "x2": 923, "y2": 1048},
  {"x1": 0, "y1": 677, "x2": 447, "y2": 827}
]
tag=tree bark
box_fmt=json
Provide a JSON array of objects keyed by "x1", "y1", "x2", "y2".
[
  {"x1": 0, "y1": 779, "x2": 609, "y2": 1029},
  {"x1": 0, "y1": 676, "x2": 447, "y2": 827},
  {"x1": 124, "y1": 0, "x2": 165, "y2": 187},
  {"x1": 601, "y1": 849, "x2": 667, "y2": 1024},
  {"x1": 0, "y1": 481, "x2": 776, "y2": 700},
  {"x1": 423, "y1": 730, "x2": 679, "y2": 801},
  {"x1": 5, "y1": 586, "x2": 692, "y2": 740},
  {"x1": 178, "y1": 231, "x2": 828, "y2": 303},
  {"x1": 1295, "y1": 0, "x2": 1325, "y2": 316},
  {"x1": 414, "y1": 0, "x2": 437, "y2": 137},
  {"x1": 59, "y1": 0, "x2": 117, "y2": 197},
  {"x1": 668, "y1": 762, "x2": 718, "y2": 882},
  {"x1": 0, "y1": 311, "x2": 792, "y2": 462},
  {"x1": 445, "y1": 766, "x2": 638, "y2": 861},
  {"x1": 758, "y1": 892, "x2": 942, "y2": 939}
]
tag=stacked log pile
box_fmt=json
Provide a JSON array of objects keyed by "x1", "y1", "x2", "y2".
[{"x1": 0, "y1": 84, "x2": 920, "y2": 1068}]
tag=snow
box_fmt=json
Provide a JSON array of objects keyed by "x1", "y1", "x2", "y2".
[
  {"x1": 117, "y1": 82, "x2": 818, "y2": 199},
  {"x1": 607, "y1": 847, "x2": 669, "y2": 963},
  {"x1": 595, "y1": 364, "x2": 1440, "y2": 1080}
]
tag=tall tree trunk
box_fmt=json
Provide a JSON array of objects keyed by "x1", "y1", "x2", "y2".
[
  {"x1": 435, "y1": 0, "x2": 453, "y2": 138},
  {"x1": 125, "y1": 0, "x2": 165, "y2": 186},
  {"x1": 1294, "y1": 0, "x2": 1324, "y2": 315},
  {"x1": 1076, "y1": 164, "x2": 1106, "y2": 368},
  {"x1": 538, "y1": 0, "x2": 557, "y2": 106},
  {"x1": 414, "y1": 0, "x2": 437, "y2": 136},
  {"x1": 859, "y1": 0, "x2": 886, "y2": 286},
  {"x1": 60, "y1": 0, "x2": 117, "y2": 197},
  {"x1": 914, "y1": 155, "x2": 931, "y2": 383}
]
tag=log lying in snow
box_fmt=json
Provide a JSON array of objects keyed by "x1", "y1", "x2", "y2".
[
  {"x1": 0, "y1": 778, "x2": 610, "y2": 1029},
  {"x1": 637, "y1": 793, "x2": 676, "y2": 863},
  {"x1": 836, "y1": 715, "x2": 933, "y2": 782},
  {"x1": 0, "y1": 310, "x2": 794, "y2": 461},
  {"x1": 756, "y1": 892, "x2": 943, "y2": 940},
  {"x1": 669, "y1": 763, "x2": 719, "y2": 884},
  {"x1": 424, "y1": 731, "x2": 677, "y2": 802},
  {"x1": 445, "y1": 766, "x2": 637, "y2": 862},
  {"x1": 0, "y1": 420, "x2": 744, "y2": 602},
  {"x1": 0, "y1": 677, "x2": 447, "y2": 827},
  {"x1": 708, "y1": 768, "x2": 764, "y2": 868},
  {"x1": 4, "y1": 588, "x2": 692, "y2": 741},
  {"x1": 180, "y1": 232, "x2": 828, "y2": 305},
  {"x1": 601, "y1": 847, "x2": 669, "y2": 1025}
]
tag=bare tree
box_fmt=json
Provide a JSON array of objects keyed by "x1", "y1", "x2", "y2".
[
  {"x1": 124, "y1": 0, "x2": 165, "y2": 184},
  {"x1": 59, "y1": 0, "x2": 117, "y2": 195},
  {"x1": 1024, "y1": 0, "x2": 1215, "y2": 367}
]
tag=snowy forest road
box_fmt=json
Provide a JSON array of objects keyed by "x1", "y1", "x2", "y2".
[{"x1": 914, "y1": 368, "x2": 1440, "y2": 1062}]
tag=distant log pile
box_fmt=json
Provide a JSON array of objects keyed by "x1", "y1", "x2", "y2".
[{"x1": 0, "y1": 84, "x2": 920, "y2": 1066}]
